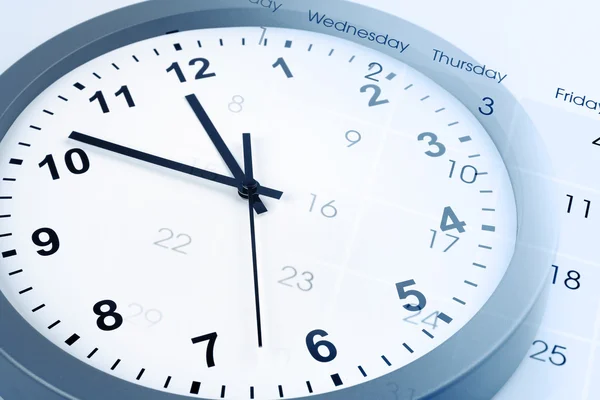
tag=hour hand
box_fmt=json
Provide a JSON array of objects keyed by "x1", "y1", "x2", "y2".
[
  {"x1": 185, "y1": 94, "x2": 269, "y2": 214},
  {"x1": 68, "y1": 132, "x2": 284, "y2": 200}
]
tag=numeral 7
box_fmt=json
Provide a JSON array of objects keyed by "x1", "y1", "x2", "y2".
[{"x1": 191, "y1": 332, "x2": 218, "y2": 368}]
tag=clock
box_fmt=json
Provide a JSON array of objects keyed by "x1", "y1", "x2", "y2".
[{"x1": 0, "y1": 1, "x2": 558, "y2": 399}]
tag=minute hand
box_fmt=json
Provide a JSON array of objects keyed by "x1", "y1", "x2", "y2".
[
  {"x1": 68, "y1": 131, "x2": 283, "y2": 199},
  {"x1": 185, "y1": 94, "x2": 269, "y2": 214}
]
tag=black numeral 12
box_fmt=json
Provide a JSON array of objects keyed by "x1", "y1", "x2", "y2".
[{"x1": 90, "y1": 85, "x2": 136, "y2": 113}]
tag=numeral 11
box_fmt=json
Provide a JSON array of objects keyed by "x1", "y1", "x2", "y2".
[{"x1": 566, "y1": 194, "x2": 591, "y2": 218}]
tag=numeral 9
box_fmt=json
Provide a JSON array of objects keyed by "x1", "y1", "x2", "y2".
[
  {"x1": 32, "y1": 228, "x2": 60, "y2": 256},
  {"x1": 345, "y1": 130, "x2": 362, "y2": 147}
]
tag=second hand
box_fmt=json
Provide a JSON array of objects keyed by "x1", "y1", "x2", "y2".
[{"x1": 243, "y1": 133, "x2": 263, "y2": 348}]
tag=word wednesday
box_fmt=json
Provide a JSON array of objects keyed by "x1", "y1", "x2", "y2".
[
  {"x1": 308, "y1": 10, "x2": 410, "y2": 53},
  {"x1": 555, "y1": 88, "x2": 600, "y2": 114},
  {"x1": 432, "y1": 49, "x2": 507, "y2": 84},
  {"x1": 248, "y1": 0, "x2": 282, "y2": 13}
]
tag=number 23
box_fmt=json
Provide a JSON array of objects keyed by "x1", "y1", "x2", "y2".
[{"x1": 278, "y1": 266, "x2": 314, "y2": 291}]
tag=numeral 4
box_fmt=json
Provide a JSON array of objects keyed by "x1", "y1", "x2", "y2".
[{"x1": 440, "y1": 206, "x2": 466, "y2": 233}]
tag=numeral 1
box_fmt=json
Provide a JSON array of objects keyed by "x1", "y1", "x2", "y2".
[{"x1": 273, "y1": 57, "x2": 293, "y2": 78}]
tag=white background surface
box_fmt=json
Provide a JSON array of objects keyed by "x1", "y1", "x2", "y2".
[{"x1": 1, "y1": 1, "x2": 600, "y2": 399}]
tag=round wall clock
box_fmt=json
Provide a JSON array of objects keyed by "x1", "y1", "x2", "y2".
[{"x1": 0, "y1": 1, "x2": 558, "y2": 399}]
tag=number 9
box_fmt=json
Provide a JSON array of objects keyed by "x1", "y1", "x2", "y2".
[
  {"x1": 32, "y1": 227, "x2": 60, "y2": 256},
  {"x1": 345, "y1": 130, "x2": 362, "y2": 147}
]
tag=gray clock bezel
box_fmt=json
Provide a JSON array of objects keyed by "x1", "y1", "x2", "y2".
[{"x1": 0, "y1": 1, "x2": 558, "y2": 399}]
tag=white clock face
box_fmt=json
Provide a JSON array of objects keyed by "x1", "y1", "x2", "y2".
[{"x1": 0, "y1": 27, "x2": 517, "y2": 399}]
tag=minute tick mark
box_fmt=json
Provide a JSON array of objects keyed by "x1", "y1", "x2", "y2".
[
  {"x1": 48, "y1": 320, "x2": 61, "y2": 329},
  {"x1": 31, "y1": 304, "x2": 45, "y2": 312},
  {"x1": 111, "y1": 359, "x2": 121, "y2": 370},
  {"x1": 453, "y1": 297, "x2": 466, "y2": 305},
  {"x1": 358, "y1": 365, "x2": 367, "y2": 377},
  {"x1": 92, "y1": 72, "x2": 101, "y2": 80},
  {"x1": 422, "y1": 329, "x2": 434, "y2": 339}
]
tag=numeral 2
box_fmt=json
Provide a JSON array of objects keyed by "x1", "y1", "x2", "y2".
[{"x1": 360, "y1": 84, "x2": 389, "y2": 107}]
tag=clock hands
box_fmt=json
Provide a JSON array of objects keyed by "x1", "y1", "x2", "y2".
[
  {"x1": 68, "y1": 131, "x2": 283, "y2": 199},
  {"x1": 242, "y1": 133, "x2": 263, "y2": 348},
  {"x1": 185, "y1": 94, "x2": 269, "y2": 214}
]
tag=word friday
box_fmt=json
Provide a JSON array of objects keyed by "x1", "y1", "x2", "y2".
[
  {"x1": 432, "y1": 49, "x2": 507, "y2": 84},
  {"x1": 555, "y1": 88, "x2": 600, "y2": 114}
]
